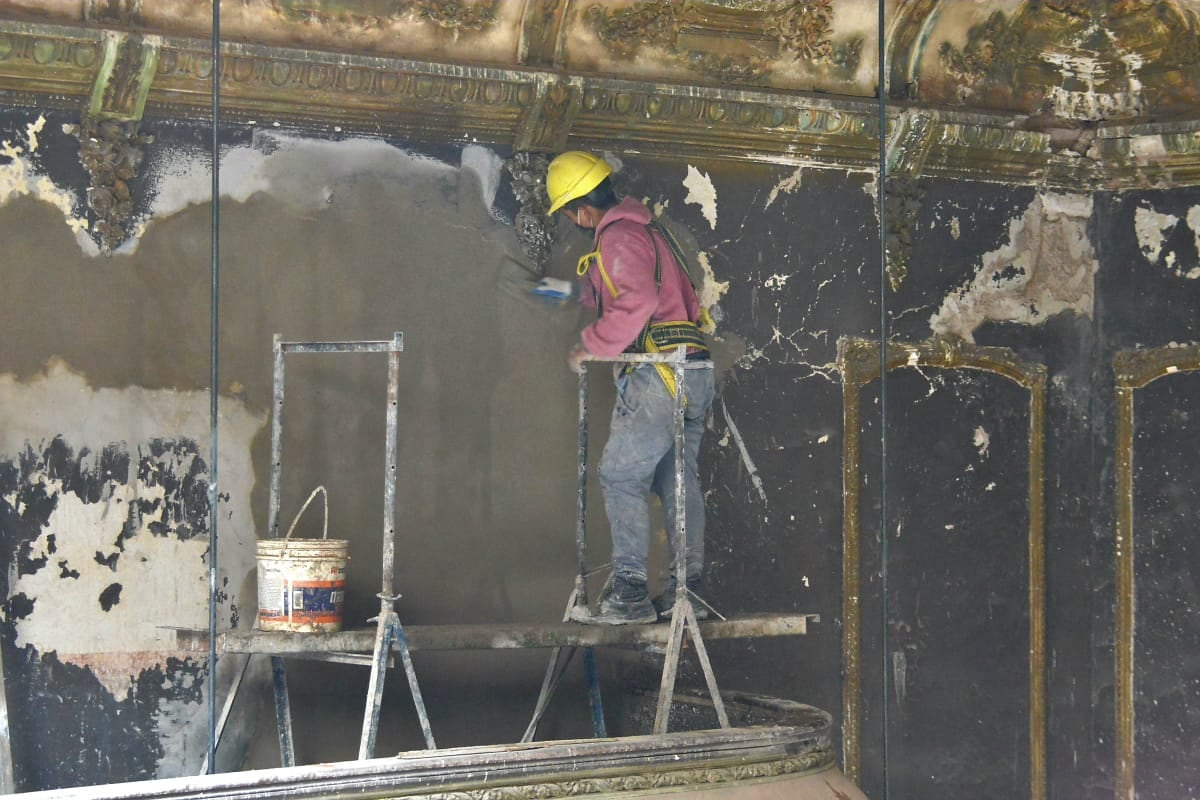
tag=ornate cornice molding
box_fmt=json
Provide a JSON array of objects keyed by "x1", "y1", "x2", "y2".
[
  {"x1": 2, "y1": 19, "x2": 1200, "y2": 189},
  {"x1": 398, "y1": 749, "x2": 835, "y2": 800}
]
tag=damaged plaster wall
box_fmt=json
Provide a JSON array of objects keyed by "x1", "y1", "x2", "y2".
[
  {"x1": 1134, "y1": 201, "x2": 1200, "y2": 279},
  {"x1": 930, "y1": 192, "x2": 1098, "y2": 342},
  {"x1": 0, "y1": 363, "x2": 262, "y2": 783},
  {"x1": 0, "y1": 111, "x2": 739, "y2": 785}
]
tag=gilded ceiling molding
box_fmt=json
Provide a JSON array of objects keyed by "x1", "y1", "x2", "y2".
[
  {"x1": 3, "y1": 19, "x2": 1200, "y2": 187},
  {"x1": 514, "y1": 76, "x2": 581, "y2": 152},
  {"x1": 885, "y1": 0, "x2": 938, "y2": 100},
  {"x1": 517, "y1": 0, "x2": 568, "y2": 67},
  {"x1": 582, "y1": 0, "x2": 858, "y2": 85},
  {"x1": 1111, "y1": 344, "x2": 1200, "y2": 800},
  {"x1": 84, "y1": 0, "x2": 142, "y2": 26},
  {"x1": 274, "y1": 0, "x2": 499, "y2": 34},
  {"x1": 837, "y1": 336, "x2": 1047, "y2": 800},
  {"x1": 570, "y1": 81, "x2": 879, "y2": 168},
  {"x1": 392, "y1": 748, "x2": 834, "y2": 800},
  {"x1": 88, "y1": 31, "x2": 158, "y2": 121}
]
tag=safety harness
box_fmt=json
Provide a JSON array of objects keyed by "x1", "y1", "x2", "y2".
[{"x1": 576, "y1": 218, "x2": 711, "y2": 399}]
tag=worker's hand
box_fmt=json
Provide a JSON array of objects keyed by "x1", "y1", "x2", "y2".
[
  {"x1": 533, "y1": 277, "x2": 575, "y2": 304},
  {"x1": 568, "y1": 344, "x2": 591, "y2": 374}
]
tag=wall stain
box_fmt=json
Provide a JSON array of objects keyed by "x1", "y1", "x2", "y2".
[{"x1": 98, "y1": 583, "x2": 122, "y2": 611}]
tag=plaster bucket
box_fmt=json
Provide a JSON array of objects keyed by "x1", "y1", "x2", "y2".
[{"x1": 257, "y1": 486, "x2": 349, "y2": 633}]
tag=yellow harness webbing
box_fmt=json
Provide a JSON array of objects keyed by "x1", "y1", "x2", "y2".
[
  {"x1": 577, "y1": 249, "x2": 618, "y2": 299},
  {"x1": 581, "y1": 223, "x2": 710, "y2": 401},
  {"x1": 639, "y1": 321, "x2": 708, "y2": 400}
]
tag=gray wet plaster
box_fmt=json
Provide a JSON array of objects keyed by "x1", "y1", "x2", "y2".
[
  {"x1": 930, "y1": 192, "x2": 1098, "y2": 342},
  {"x1": 0, "y1": 125, "x2": 638, "y2": 775},
  {"x1": 0, "y1": 112, "x2": 759, "y2": 777}
]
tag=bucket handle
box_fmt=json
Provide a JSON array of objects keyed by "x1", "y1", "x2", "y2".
[{"x1": 282, "y1": 485, "x2": 329, "y2": 550}]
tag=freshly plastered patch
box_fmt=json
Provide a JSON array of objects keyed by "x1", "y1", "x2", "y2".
[{"x1": 125, "y1": 130, "x2": 456, "y2": 255}]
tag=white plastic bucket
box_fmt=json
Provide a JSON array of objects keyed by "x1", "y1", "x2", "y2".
[{"x1": 257, "y1": 486, "x2": 349, "y2": 633}]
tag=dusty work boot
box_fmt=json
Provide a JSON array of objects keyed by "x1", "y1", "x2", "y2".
[
  {"x1": 592, "y1": 573, "x2": 657, "y2": 625},
  {"x1": 653, "y1": 576, "x2": 709, "y2": 620}
]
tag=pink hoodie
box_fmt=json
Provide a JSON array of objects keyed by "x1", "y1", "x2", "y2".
[{"x1": 578, "y1": 197, "x2": 702, "y2": 359}]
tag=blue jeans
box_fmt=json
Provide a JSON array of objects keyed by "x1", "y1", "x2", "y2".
[{"x1": 598, "y1": 363, "x2": 716, "y2": 584}]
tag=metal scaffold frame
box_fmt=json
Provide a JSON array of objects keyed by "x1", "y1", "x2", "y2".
[
  {"x1": 190, "y1": 337, "x2": 820, "y2": 770},
  {"x1": 524, "y1": 349, "x2": 729, "y2": 740},
  {"x1": 265, "y1": 332, "x2": 436, "y2": 765}
]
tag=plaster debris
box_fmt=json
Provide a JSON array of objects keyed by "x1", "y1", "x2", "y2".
[
  {"x1": 930, "y1": 193, "x2": 1098, "y2": 342},
  {"x1": 950, "y1": 216, "x2": 961, "y2": 240},
  {"x1": 719, "y1": 398, "x2": 768, "y2": 506},
  {"x1": 764, "y1": 165, "x2": 804, "y2": 210},
  {"x1": 682, "y1": 164, "x2": 718, "y2": 230},
  {"x1": 1135, "y1": 206, "x2": 1178, "y2": 263}
]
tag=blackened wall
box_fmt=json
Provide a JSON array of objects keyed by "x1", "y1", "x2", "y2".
[{"x1": 1, "y1": 104, "x2": 1199, "y2": 799}]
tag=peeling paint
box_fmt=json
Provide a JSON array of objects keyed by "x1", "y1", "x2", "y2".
[
  {"x1": 694, "y1": 250, "x2": 730, "y2": 317},
  {"x1": 930, "y1": 193, "x2": 1097, "y2": 342},
  {"x1": 1135, "y1": 206, "x2": 1178, "y2": 263},
  {"x1": 682, "y1": 164, "x2": 718, "y2": 230},
  {"x1": 1189, "y1": 206, "x2": 1200, "y2": 259},
  {"x1": 764, "y1": 165, "x2": 803, "y2": 210},
  {"x1": 0, "y1": 116, "x2": 93, "y2": 252},
  {"x1": 0, "y1": 360, "x2": 264, "y2": 775},
  {"x1": 973, "y1": 426, "x2": 990, "y2": 458}
]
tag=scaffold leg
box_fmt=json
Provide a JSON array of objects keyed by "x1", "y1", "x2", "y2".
[{"x1": 271, "y1": 656, "x2": 295, "y2": 767}]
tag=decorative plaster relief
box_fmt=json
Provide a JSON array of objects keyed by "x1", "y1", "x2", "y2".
[
  {"x1": 68, "y1": 115, "x2": 153, "y2": 253},
  {"x1": 927, "y1": 0, "x2": 1200, "y2": 119},
  {"x1": 930, "y1": 192, "x2": 1097, "y2": 342},
  {"x1": 503, "y1": 150, "x2": 552, "y2": 271},
  {"x1": 581, "y1": 0, "x2": 860, "y2": 85}
]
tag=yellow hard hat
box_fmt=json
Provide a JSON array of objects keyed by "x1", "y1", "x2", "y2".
[{"x1": 546, "y1": 151, "x2": 613, "y2": 215}]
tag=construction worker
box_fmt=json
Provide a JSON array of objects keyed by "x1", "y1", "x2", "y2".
[{"x1": 535, "y1": 151, "x2": 715, "y2": 625}]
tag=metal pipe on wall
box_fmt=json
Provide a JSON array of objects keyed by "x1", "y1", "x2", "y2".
[
  {"x1": 206, "y1": 0, "x2": 222, "y2": 775},
  {"x1": 875, "y1": 1, "x2": 891, "y2": 798}
]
